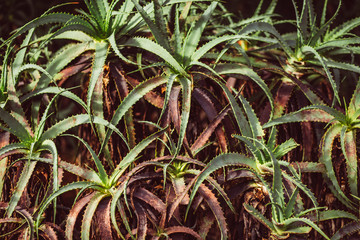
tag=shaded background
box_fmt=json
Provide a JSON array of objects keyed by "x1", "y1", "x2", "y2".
[{"x1": 1, "y1": 0, "x2": 360, "y2": 40}]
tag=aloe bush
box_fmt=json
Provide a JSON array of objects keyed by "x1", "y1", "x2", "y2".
[{"x1": 2, "y1": 0, "x2": 360, "y2": 239}]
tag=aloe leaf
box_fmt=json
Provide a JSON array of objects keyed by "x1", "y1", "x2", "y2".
[
  {"x1": 132, "y1": 0, "x2": 171, "y2": 52},
  {"x1": 0, "y1": 142, "x2": 27, "y2": 158},
  {"x1": 317, "y1": 38, "x2": 360, "y2": 51},
  {"x1": 263, "y1": 105, "x2": 340, "y2": 129},
  {"x1": 12, "y1": 29, "x2": 34, "y2": 79},
  {"x1": 101, "y1": 75, "x2": 168, "y2": 153},
  {"x1": 116, "y1": 0, "x2": 134, "y2": 27},
  {"x1": 108, "y1": 33, "x2": 136, "y2": 65},
  {"x1": 238, "y1": 94, "x2": 265, "y2": 140},
  {"x1": 2, "y1": 13, "x2": 77, "y2": 46},
  {"x1": 262, "y1": 1, "x2": 276, "y2": 16},
  {"x1": 331, "y1": 221, "x2": 360, "y2": 240},
  {"x1": 91, "y1": 69, "x2": 113, "y2": 168},
  {"x1": 301, "y1": 45, "x2": 340, "y2": 102},
  {"x1": 63, "y1": 134, "x2": 108, "y2": 185},
  {"x1": 341, "y1": 129, "x2": 358, "y2": 197},
  {"x1": 282, "y1": 217, "x2": 330, "y2": 240},
  {"x1": 347, "y1": 77, "x2": 360, "y2": 117},
  {"x1": 0, "y1": 107, "x2": 32, "y2": 143},
  {"x1": 186, "y1": 153, "x2": 256, "y2": 219},
  {"x1": 232, "y1": 135, "x2": 265, "y2": 164},
  {"x1": 244, "y1": 204, "x2": 275, "y2": 231},
  {"x1": 309, "y1": 0, "x2": 341, "y2": 46},
  {"x1": 192, "y1": 35, "x2": 248, "y2": 63},
  {"x1": 268, "y1": 146, "x2": 284, "y2": 222},
  {"x1": 35, "y1": 89, "x2": 67, "y2": 140},
  {"x1": 7, "y1": 161, "x2": 37, "y2": 217},
  {"x1": 216, "y1": 64, "x2": 274, "y2": 116},
  {"x1": 31, "y1": 156, "x2": 101, "y2": 183},
  {"x1": 191, "y1": 106, "x2": 230, "y2": 153},
  {"x1": 325, "y1": 16, "x2": 360, "y2": 42},
  {"x1": 124, "y1": 37, "x2": 187, "y2": 76},
  {"x1": 0, "y1": 133, "x2": 8, "y2": 197},
  {"x1": 198, "y1": 184, "x2": 228, "y2": 240},
  {"x1": 36, "y1": 181, "x2": 96, "y2": 230},
  {"x1": 110, "y1": 128, "x2": 166, "y2": 184},
  {"x1": 15, "y1": 64, "x2": 53, "y2": 87},
  {"x1": 65, "y1": 192, "x2": 96, "y2": 240},
  {"x1": 239, "y1": 22, "x2": 294, "y2": 58},
  {"x1": 320, "y1": 0, "x2": 329, "y2": 26},
  {"x1": 213, "y1": 80, "x2": 251, "y2": 137},
  {"x1": 311, "y1": 210, "x2": 358, "y2": 222},
  {"x1": 284, "y1": 187, "x2": 300, "y2": 219},
  {"x1": 81, "y1": 192, "x2": 105, "y2": 240},
  {"x1": 182, "y1": 1, "x2": 218, "y2": 66},
  {"x1": 175, "y1": 77, "x2": 192, "y2": 157},
  {"x1": 157, "y1": 74, "x2": 177, "y2": 125},
  {"x1": 6, "y1": 72, "x2": 33, "y2": 136},
  {"x1": 264, "y1": 68, "x2": 324, "y2": 105},
  {"x1": 274, "y1": 138, "x2": 299, "y2": 159},
  {"x1": 282, "y1": 171, "x2": 319, "y2": 218},
  {"x1": 322, "y1": 59, "x2": 360, "y2": 75},
  {"x1": 320, "y1": 124, "x2": 356, "y2": 210},
  {"x1": 40, "y1": 114, "x2": 127, "y2": 149},
  {"x1": 37, "y1": 42, "x2": 95, "y2": 89},
  {"x1": 20, "y1": 87, "x2": 87, "y2": 111},
  {"x1": 87, "y1": 41, "x2": 108, "y2": 111}
]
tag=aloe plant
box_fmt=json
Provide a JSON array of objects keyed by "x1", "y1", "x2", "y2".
[{"x1": 264, "y1": 79, "x2": 360, "y2": 211}]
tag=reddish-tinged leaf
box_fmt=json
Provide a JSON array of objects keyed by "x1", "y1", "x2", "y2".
[
  {"x1": 191, "y1": 106, "x2": 230, "y2": 153},
  {"x1": 65, "y1": 192, "x2": 95, "y2": 240},
  {"x1": 193, "y1": 88, "x2": 228, "y2": 153},
  {"x1": 133, "y1": 201, "x2": 147, "y2": 240},
  {"x1": 133, "y1": 187, "x2": 166, "y2": 213},
  {"x1": 169, "y1": 86, "x2": 192, "y2": 157},
  {"x1": 198, "y1": 184, "x2": 228, "y2": 240},
  {"x1": 95, "y1": 197, "x2": 113, "y2": 240},
  {"x1": 198, "y1": 213, "x2": 215, "y2": 239},
  {"x1": 39, "y1": 224, "x2": 58, "y2": 240},
  {"x1": 164, "y1": 226, "x2": 202, "y2": 240}
]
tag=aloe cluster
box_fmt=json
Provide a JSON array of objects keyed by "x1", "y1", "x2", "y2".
[{"x1": 1, "y1": 0, "x2": 360, "y2": 239}]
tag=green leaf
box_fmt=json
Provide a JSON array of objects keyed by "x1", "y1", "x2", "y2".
[
  {"x1": 81, "y1": 192, "x2": 106, "y2": 240},
  {"x1": 101, "y1": 75, "x2": 168, "y2": 153},
  {"x1": 301, "y1": 45, "x2": 340, "y2": 102},
  {"x1": 124, "y1": 37, "x2": 187, "y2": 76},
  {"x1": 274, "y1": 138, "x2": 299, "y2": 159},
  {"x1": 2, "y1": 13, "x2": 77, "y2": 47},
  {"x1": 63, "y1": 134, "x2": 108, "y2": 185},
  {"x1": 176, "y1": 77, "x2": 192, "y2": 157},
  {"x1": 215, "y1": 64, "x2": 274, "y2": 117},
  {"x1": 38, "y1": 42, "x2": 95, "y2": 89},
  {"x1": 36, "y1": 181, "x2": 97, "y2": 229},
  {"x1": 131, "y1": 0, "x2": 171, "y2": 52},
  {"x1": 244, "y1": 204, "x2": 275, "y2": 231},
  {"x1": 7, "y1": 161, "x2": 37, "y2": 217},
  {"x1": 0, "y1": 107, "x2": 32, "y2": 143},
  {"x1": 20, "y1": 87, "x2": 87, "y2": 112},
  {"x1": 182, "y1": 1, "x2": 218, "y2": 66},
  {"x1": 263, "y1": 105, "x2": 341, "y2": 129},
  {"x1": 325, "y1": 16, "x2": 360, "y2": 42},
  {"x1": 40, "y1": 114, "x2": 127, "y2": 148},
  {"x1": 87, "y1": 41, "x2": 109, "y2": 111},
  {"x1": 282, "y1": 217, "x2": 330, "y2": 240},
  {"x1": 319, "y1": 124, "x2": 356, "y2": 210},
  {"x1": 110, "y1": 127, "x2": 167, "y2": 184},
  {"x1": 12, "y1": 29, "x2": 35, "y2": 79},
  {"x1": 186, "y1": 153, "x2": 256, "y2": 219},
  {"x1": 213, "y1": 80, "x2": 251, "y2": 137}
]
